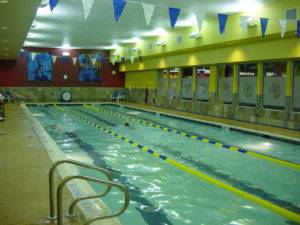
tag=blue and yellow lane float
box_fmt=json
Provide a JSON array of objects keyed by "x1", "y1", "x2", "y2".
[
  {"x1": 82, "y1": 104, "x2": 300, "y2": 171},
  {"x1": 54, "y1": 104, "x2": 300, "y2": 223}
]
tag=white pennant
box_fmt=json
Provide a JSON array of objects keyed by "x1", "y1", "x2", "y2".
[
  {"x1": 52, "y1": 55, "x2": 57, "y2": 63},
  {"x1": 91, "y1": 57, "x2": 97, "y2": 66},
  {"x1": 31, "y1": 52, "x2": 37, "y2": 60},
  {"x1": 278, "y1": 19, "x2": 288, "y2": 38},
  {"x1": 240, "y1": 16, "x2": 249, "y2": 32},
  {"x1": 195, "y1": 12, "x2": 205, "y2": 33},
  {"x1": 111, "y1": 57, "x2": 115, "y2": 66},
  {"x1": 130, "y1": 56, "x2": 135, "y2": 64},
  {"x1": 81, "y1": 0, "x2": 94, "y2": 20},
  {"x1": 72, "y1": 57, "x2": 77, "y2": 66},
  {"x1": 142, "y1": 3, "x2": 155, "y2": 26}
]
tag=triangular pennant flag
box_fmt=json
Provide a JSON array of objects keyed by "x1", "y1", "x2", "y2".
[
  {"x1": 81, "y1": 0, "x2": 94, "y2": 20},
  {"x1": 169, "y1": 7, "x2": 181, "y2": 29},
  {"x1": 72, "y1": 57, "x2": 77, "y2": 66},
  {"x1": 142, "y1": 3, "x2": 155, "y2": 26},
  {"x1": 91, "y1": 57, "x2": 97, "y2": 66},
  {"x1": 218, "y1": 13, "x2": 228, "y2": 34},
  {"x1": 52, "y1": 55, "x2": 57, "y2": 63},
  {"x1": 111, "y1": 57, "x2": 115, "y2": 66},
  {"x1": 240, "y1": 16, "x2": 249, "y2": 33},
  {"x1": 278, "y1": 19, "x2": 287, "y2": 38},
  {"x1": 31, "y1": 52, "x2": 37, "y2": 60},
  {"x1": 112, "y1": 0, "x2": 126, "y2": 22},
  {"x1": 50, "y1": 0, "x2": 59, "y2": 11},
  {"x1": 195, "y1": 12, "x2": 205, "y2": 33},
  {"x1": 297, "y1": 20, "x2": 300, "y2": 37},
  {"x1": 260, "y1": 17, "x2": 269, "y2": 37},
  {"x1": 130, "y1": 56, "x2": 135, "y2": 64}
]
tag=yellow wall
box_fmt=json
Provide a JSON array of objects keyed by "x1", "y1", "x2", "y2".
[{"x1": 125, "y1": 70, "x2": 157, "y2": 89}]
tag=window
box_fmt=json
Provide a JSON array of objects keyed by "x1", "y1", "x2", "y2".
[
  {"x1": 182, "y1": 67, "x2": 193, "y2": 100},
  {"x1": 218, "y1": 65, "x2": 233, "y2": 104},
  {"x1": 196, "y1": 66, "x2": 210, "y2": 101},
  {"x1": 263, "y1": 61, "x2": 286, "y2": 109},
  {"x1": 238, "y1": 63, "x2": 257, "y2": 107},
  {"x1": 169, "y1": 68, "x2": 180, "y2": 99}
]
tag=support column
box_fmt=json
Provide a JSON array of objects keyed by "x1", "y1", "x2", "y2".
[
  {"x1": 209, "y1": 65, "x2": 218, "y2": 105},
  {"x1": 192, "y1": 67, "x2": 197, "y2": 102},
  {"x1": 285, "y1": 60, "x2": 293, "y2": 127},
  {"x1": 256, "y1": 62, "x2": 263, "y2": 120},
  {"x1": 178, "y1": 69, "x2": 183, "y2": 100}
]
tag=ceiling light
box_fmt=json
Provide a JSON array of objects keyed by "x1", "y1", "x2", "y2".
[
  {"x1": 119, "y1": 37, "x2": 141, "y2": 44},
  {"x1": 36, "y1": 5, "x2": 51, "y2": 16},
  {"x1": 3, "y1": 40, "x2": 8, "y2": 43},
  {"x1": 62, "y1": 52, "x2": 70, "y2": 56},
  {"x1": 4, "y1": 53, "x2": 8, "y2": 56},
  {"x1": 0, "y1": 0, "x2": 8, "y2": 4},
  {"x1": 238, "y1": 0, "x2": 262, "y2": 16},
  {"x1": 176, "y1": 16, "x2": 197, "y2": 28},
  {"x1": 1, "y1": 26, "x2": 8, "y2": 30},
  {"x1": 4, "y1": 48, "x2": 8, "y2": 50}
]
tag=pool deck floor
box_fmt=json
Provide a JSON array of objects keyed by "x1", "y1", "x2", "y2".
[
  {"x1": 0, "y1": 104, "x2": 81, "y2": 225},
  {"x1": 121, "y1": 102, "x2": 300, "y2": 139}
]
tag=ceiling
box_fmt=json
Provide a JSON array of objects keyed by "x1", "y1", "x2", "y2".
[
  {"x1": 24, "y1": 0, "x2": 279, "y2": 50},
  {"x1": 0, "y1": 0, "x2": 41, "y2": 59}
]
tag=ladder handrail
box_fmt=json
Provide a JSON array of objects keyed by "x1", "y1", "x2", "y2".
[
  {"x1": 48, "y1": 159, "x2": 113, "y2": 220},
  {"x1": 57, "y1": 175, "x2": 130, "y2": 225}
]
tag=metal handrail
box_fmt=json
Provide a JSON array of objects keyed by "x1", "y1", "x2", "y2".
[
  {"x1": 57, "y1": 175, "x2": 130, "y2": 225},
  {"x1": 48, "y1": 159, "x2": 112, "y2": 220}
]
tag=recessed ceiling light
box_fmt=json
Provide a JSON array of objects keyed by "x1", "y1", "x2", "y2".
[
  {"x1": 3, "y1": 40, "x2": 8, "y2": 43},
  {"x1": 1, "y1": 26, "x2": 8, "y2": 30},
  {"x1": 4, "y1": 48, "x2": 8, "y2": 50},
  {"x1": 4, "y1": 53, "x2": 8, "y2": 56},
  {"x1": 0, "y1": 0, "x2": 8, "y2": 4},
  {"x1": 141, "y1": 28, "x2": 167, "y2": 37},
  {"x1": 62, "y1": 51, "x2": 70, "y2": 56}
]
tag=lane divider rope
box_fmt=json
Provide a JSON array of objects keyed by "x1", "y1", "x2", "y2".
[
  {"x1": 83, "y1": 104, "x2": 300, "y2": 171},
  {"x1": 53, "y1": 104, "x2": 300, "y2": 223}
]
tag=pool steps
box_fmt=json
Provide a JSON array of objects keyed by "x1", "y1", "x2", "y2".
[
  {"x1": 83, "y1": 104, "x2": 300, "y2": 171},
  {"x1": 53, "y1": 104, "x2": 300, "y2": 224},
  {"x1": 48, "y1": 159, "x2": 129, "y2": 225}
]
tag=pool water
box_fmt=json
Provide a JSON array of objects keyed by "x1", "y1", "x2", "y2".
[{"x1": 28, "y1": 104, "x2": 300, "y2": 225}]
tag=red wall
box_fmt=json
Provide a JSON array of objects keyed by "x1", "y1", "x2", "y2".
[{"x1": 0, "y1": 48, "x2": 124, "y2": 87}]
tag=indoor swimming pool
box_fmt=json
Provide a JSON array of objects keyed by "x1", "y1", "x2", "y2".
[{"x1": 27, "y1": 103, "x2": 300, "y2": 225}]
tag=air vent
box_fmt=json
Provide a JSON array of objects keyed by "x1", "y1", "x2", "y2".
[
  {"x1": 286, "y1": 8, "x2": 297, "y2": 21},
  {"x1": 177, "y1": 36, "x2": 183, "y2": 44}
]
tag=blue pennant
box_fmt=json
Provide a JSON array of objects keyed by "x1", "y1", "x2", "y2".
[
  {"x1": 297, "y1": 20, "x2": 300, "y2": 37},
  {"x1": 49, "y1": 0, "x2": 59, "y2": 11},
  {"x1": 169, "y1": 7, "x2": 181, "y2": 29},
  {"x1": 218, "y1": 13, "x2": 228, "y2": 34},
  {"x1": 113, "y1": 0, "x2": 126, "y2": 22},
  {"x1": 260, "y1": 18, "x2": 269, "y2": 37}
]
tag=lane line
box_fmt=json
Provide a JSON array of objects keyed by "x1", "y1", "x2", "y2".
[
  {"x1": 53, "y1": 104, "x2": 300, "y2": 224},
  {"x1": 83, "y1": 104, "x2": 300, "y2": 171}
]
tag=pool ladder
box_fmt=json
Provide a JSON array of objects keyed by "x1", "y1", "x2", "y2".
[{"x1": 47, "y1": 159, "x2": 130, "y2": 225}]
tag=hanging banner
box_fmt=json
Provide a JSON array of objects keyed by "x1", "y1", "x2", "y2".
[
  {"x1": 260, "y1": 17, "x2": 269, "y2": 37},
  {"x1": 81, "y1": 0, "x2": 94, "y2": 20},
  {"x1": 218, "y1": 13, "x2": 228, "y2": 34},
  {"x1": 52, "y1": 55, "x2": 57, "y2": 63},
  {"x1": 142, "y1": 3, "x2": 155, "y2": 26},
  {"x1": 169, "y1": 7, "x2": 181, "y2": 29},
  {"x1": 113, "y1": 0, "x2": 126, "y2": 22},
  {"x1": 240, "y1": 16, "x2": 249, "y2": 32},
  {"x1": 195, "y1": 12, "x2": 205, "y2": 32},
  {"x1": 101, "y1": 57, "x2": 107, "y2": 64},
  {"x1": 130, "y1": 56, "x2": 134, "y2": 64},
  {"x1": 50, "y1": 0, "x2": 59, "y2": 11},
  {"x1": 61, "y1": 56, "x2": 69, "y2": 64},
  {"x1": 72, "y1": 57, "x2": 77, "y2": 66},
  {"x1": 297, "y1": 20, "x2": 300, "y2": 37},
  {"x1": 278, "y1": 19, "x2": 287, "y2": 38},
  {"x1": 31, "y1": 52, "x2": 37, "y2": 60},
  {"x1": 91, "y1": 57, "x2": 97, "y2": 66}
]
